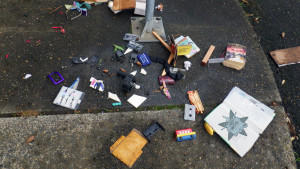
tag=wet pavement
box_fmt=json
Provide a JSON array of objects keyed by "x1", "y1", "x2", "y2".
[
  {"x1": 0, "y1": 0, "x2": 296, "y2": 168},
  {"x1": 0, "y1": 0, "x2": 280, "y2": 114},
  {"x1": 0, "y1": 107, "x2": 296, "y2": 168}
]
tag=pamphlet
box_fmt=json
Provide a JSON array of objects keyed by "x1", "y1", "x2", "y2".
[
  {"x1": 204, "y1": 86, "x2": 275, "y2": 157},
  {"x1": 175, "y1": 36, "x2": 200, "y2": 58}
]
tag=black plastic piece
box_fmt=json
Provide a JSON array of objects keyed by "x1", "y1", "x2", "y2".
[
  {"x1": 130, "y1": 53, "x2": 138, "y2": 63},
  {"x1": 143, "y1": 121, "x2": 165, "y2": 142},
  {"x1": 117, "y1": 70, "x2": 136, "y2": 93},
  {"x1": 115, "y1": 50, "x2": 125, "y2": 62},
  {"x1": 87, "y1": 55, "x2": 100, "y2": 67}
]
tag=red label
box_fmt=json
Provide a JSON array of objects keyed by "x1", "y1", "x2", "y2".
[{"x1": 176, "y1": 128, "x2": 192, "y2": 135}]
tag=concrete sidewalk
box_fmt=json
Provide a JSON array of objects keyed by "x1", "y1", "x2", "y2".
[{"x1": 0, "y1": 107, "x2": 296, "y2": 168}]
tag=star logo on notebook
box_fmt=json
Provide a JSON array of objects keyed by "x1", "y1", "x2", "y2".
[{"x1": 219, "y1": 110, "x2": 248, "y2": 140}]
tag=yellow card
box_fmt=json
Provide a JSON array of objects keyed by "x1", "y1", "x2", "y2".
[{"x1": 177, "y1": 45, "x2": 192, "y2": 55}]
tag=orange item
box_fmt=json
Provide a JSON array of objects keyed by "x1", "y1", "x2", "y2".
[
  {"x1": 187, "y1": 90, "x2": 204, "y2": 114},
  {"x1": 110, "y1": 129, "x2": 148, "y2": 168},
  {"x1": 113, "y1": 0, "x2": 136, "y2": 10},
  {"x1": 152, "y1": 31, "x2": 175, "y2": 76},
  {"x1": 201, "y1": 45, "x2": 215, "y2": 66}
]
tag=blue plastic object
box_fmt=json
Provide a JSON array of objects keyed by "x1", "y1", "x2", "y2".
[
  {"x1": 137, "y1": 53, "x2": 151, "y2": 66},
  {"x1": 112, "y1": 102, "x2": 122, "y2": 106},
  {"x1": 47, "y1": 71, "x2": 64, "y2": 85},
  {"x1": 176, "y1": 134, "x2": 196, "y2": 142}
]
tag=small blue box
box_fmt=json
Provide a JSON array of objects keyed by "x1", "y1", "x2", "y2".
[{"x1": 137, "y1": 53, "x2": 151, "y2": 66}]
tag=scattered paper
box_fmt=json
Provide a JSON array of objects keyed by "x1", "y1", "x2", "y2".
[
  {"x1": 127, "y1": 94, "x2": 147, "y2": 108},
  {"x1": 124, "y1": 48, "x2": 133, "y2": 55},
  {"x1": 23, "y1": 74, "x2": 32, "y2": 79},
  {"x1": 108, "y1": 92, "x2": 121, "y2": 102},
  {"x1": 89, "y1": 77, "x2": 104, "y2": 92},
  {"x1": 53, "y1": 86, "x2": 85, "y2": 110},
  {"x1": 140, "y1": 68, "x2": 147, "y2": 75},
  {"x1": 175, "y1": 36, "x2": 200, "y2": 58},
  {"x1": 177, "y1": 45, "x2": 192, "y2": 56},
  {"x1": 134, "y1": 0, "x2": 146, "y2": 16},
  {"x1": 184, "y1": 61, "x2": 192, "y2": 70},
  {"x1": 65, "y1": 4, "x2": 75, "y2": 10},
  {"x1": 108, "y1": 1, "x2": 122, "y2": 14},
  {"x1": 130, "y1": 70, "x2": 137, "y2": 76}
]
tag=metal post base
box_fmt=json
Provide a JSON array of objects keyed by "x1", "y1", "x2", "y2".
[{"x1": 131, "y1": 17, "x2": 167, "y2": 42}]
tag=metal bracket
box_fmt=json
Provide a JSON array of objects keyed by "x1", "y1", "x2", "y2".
[
  {"x1": 131, "y1": 17, "x2": 166, "y2": 42},
  {"x1": 123, "y1": 33, "x2": 139, "y2": 41},
  {"x1": 127, "y1": 41, "x2": 143, "y2": 52}
]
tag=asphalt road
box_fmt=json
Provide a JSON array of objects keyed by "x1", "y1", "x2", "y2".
[
  {"x1": 0, "y1": 0, "x2": 297, "y2": 167},
  {"x1": 239, "y1": 0, "x2": 300, "y2": 166},
  {"x1": 0, "y1": 0, "x2": 280, "y2": 114}
]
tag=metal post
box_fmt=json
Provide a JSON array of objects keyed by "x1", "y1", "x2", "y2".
[
  {"x1": 145, "y1": 0, "x2": 154, "y2": 32},
  {"x1": 130, "y1": 0, "x2": 166, "y2": 42}
]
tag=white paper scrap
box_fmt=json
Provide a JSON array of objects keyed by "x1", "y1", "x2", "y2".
[
  {"x1": 108, "y1": 92, "x2": 121, "y2": 102},
  {"x1": 124, "y1": 48, "x2": 133, "y2": 55},
  {"x1": 130, "y1": 70, "x2": 137, "y2": 76},
  {"x1": 141, "y1": 68, "x2": 147, "y2": 75},
  {"x1": 127, "y1": 94, "x2": 147, "y2": 108},
  {"x1": 108, "y1": 1, "x2": 122, "y2": 14},
  {"x1": 134, "y1": 1, "x2": 146, "y2": 16},
  {"x1": 23, "y1": 74, "x2": 32, "y2": 79}
]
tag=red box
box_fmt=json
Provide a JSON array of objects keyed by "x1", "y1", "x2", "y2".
[{"x1": 175, "y1": 128, "x2": 193, "y2": 136}]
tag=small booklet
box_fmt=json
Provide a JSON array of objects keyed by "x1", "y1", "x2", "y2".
[
  {"x1": 204, "y1": 87, "x2": 275, "y2": 157},
  {"x1": 175, "y1": 36, "x2": 200, "y2": 58}
]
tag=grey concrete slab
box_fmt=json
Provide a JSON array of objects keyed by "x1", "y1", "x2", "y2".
[
  {"x1": 0, "y1": 0, "x2": 281, "y2": 114},
  {"x1": 0, "y1": 106, "x2": 295, "y2": 168}
]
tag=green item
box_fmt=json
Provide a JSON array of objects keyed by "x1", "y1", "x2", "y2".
[
  {"x1": 112, "y1": 102, "x2": 122, "y2": 106},
  {"x1": 81, "y1": 2, "x2": 92, "y2": 10},
  {"x1": 94, "y1": 2, "x2": 104, "y2": 5},
  {"x1": 113, "y1": 44, "x2": 124, "y2": 53}
]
